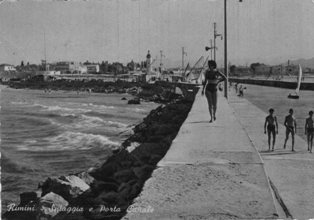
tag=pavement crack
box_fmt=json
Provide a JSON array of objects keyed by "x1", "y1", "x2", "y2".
[{"x1": 268, "y1": 177, "x2": 293, "y2": 219}]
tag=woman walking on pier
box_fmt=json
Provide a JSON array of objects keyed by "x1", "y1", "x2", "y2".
[{"x1": 201, "y1": 60, "x2": 226, "y2": 122}]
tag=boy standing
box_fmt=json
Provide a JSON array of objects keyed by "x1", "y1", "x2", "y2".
[
  {"x1": 264, "y1": 108, "x2": 278, "y2": 151},
  {"x1": 305, "y1": 111, "x2": 314, "y2": 153},
  {"x1": 283, "y1": 108, "x2": 297, "y2": 151}
]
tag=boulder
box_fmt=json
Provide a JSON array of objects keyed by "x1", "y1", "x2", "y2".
[
  {"x1": 149, "y1": 154, "x2": 163, "y2": 165},
  {"x1": 76, "y1": 172, "x2": 95, "y2": 186},
  {"x1": 127, "y1": 98, "x2": 140, "y2": 104},
  {"x1": 39, "y1": 192, "x2": 69, "y2": 218},
  {"x1": 96, "y1": 191, "x2": 119, "y2": 204},
  {"x1": 91, "y1": 180, "x2": 119, "y2": 193},
  {"x1": 60, "y1": 175, "x2": 90, "y2": 191},
  {"x1": 132, "y1": 165, "x2": 154, "y2": 182},
  {"x1": 40, "y1": 175, "x2": 90, "y2": 200},
  {"x1": 20, "y1": 192, "x2": 38, "y2": 206},
  {"x1": 113, "y1": 169, "x2": 137, "y2": 184},
  {"x1": 40, "y1": 178, "x2": 72, "y2": 200}
]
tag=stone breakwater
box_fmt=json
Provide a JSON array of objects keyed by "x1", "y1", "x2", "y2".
[
  {"x1": 3, "y1": 93, "x2": 197, "y2": 220},
  {"x1": 230, "y1": 77, "x2": 314, "y2": 90},
  {"x1": 1, "y1": 79, "x2": 183, "y2": 104}
]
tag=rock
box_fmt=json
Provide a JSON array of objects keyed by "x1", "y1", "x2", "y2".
[
  {"x1": 91, "y1": 180, "x2": 119, "y2": 193},
  {"x1": 90, "y1": 162, "x2": 119, "y2": 180},
  {"x1": 61, "y1": 175, "x2": 90, "y2": 191},
  {"x1": 121, "y1": 97, "x2": 127, "y2": 100},
  {"x1": 149, "y1": 154, "x2": 162, "y2": 165},
  {"x1": 132, "y1": 165, "x2": 154, "y2": 182},
  {"x1": 40, "y1": 178, "x2": 72, "y2": 201},
  {"x1": 96, "y1": 191, "x2": 119, "y2": 204},
  {"x1": 39, "y1": 192, "x2": 69, "y2": 218},
  {"x1": 127, "y1": 98, "x2": 140, "y2": 104},
  {"x1": 113, "y1": 169, "x2": 137, "y2": 184},
  {"x1": 20, "y1": 192, "x2": 38, "y2": 206},
  {"x1": 76, "y1": 172, "x2": 95, "y2": 186},
  {"x1": 40, "y1": 175, "x2": 90, "y2": 201}
]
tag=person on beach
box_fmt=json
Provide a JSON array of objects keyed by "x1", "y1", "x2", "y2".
[
  {"x1": 201, "y1": 60, "x2": 226, "y2": 123},
  {"x1": 283, "y1": 108, "x2": 297, "y2": 151},
  {"x1": 235, "y1": 83, "x2": 238, "y2": 93},
  {"x1": 305, "y1": 111, "x2": 314, "y2": 153},
  {"x1": 264, "y1": 108, "x2": 278, "y2": 151},
  {"x1": 238, "y1": 85, "x2": 244, "y2": 97}
]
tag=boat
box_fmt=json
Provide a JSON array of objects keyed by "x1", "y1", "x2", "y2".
[{"x1": 288, "y1": 64, "x2": 302, "y2": 99}]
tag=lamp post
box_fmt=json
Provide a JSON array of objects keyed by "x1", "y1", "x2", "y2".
[
  {"x1": 214, "y1": 22, "x2": 222, "y2": 62},
  {"x1": 205, "y1": 40, "x2": 215, "y2": 60},
  {"x1": 224, "y1": 0, "x2": 242, "y2": 99},
  {"x1": 224, "y1": 0, "x2": 228, "y2": 99}
]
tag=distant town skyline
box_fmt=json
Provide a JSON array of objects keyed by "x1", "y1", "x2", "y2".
[{"x1": 0, "y1": 0, "x2": 314, "y2": 67}]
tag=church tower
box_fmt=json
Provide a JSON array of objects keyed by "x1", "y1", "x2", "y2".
[{"x1": 146, "y1": 50, "x2": 152, "y2": 75}]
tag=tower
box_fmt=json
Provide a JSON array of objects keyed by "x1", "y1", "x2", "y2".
[{"x1": 146, "y1": 50, "x2": 152, "y2": 75}]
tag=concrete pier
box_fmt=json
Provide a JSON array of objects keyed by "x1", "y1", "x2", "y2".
[
  {"x1": 229, "y1": 91, "x2": 314, "y2": 220},
  {"x1": 123, "y1": 90, "x2": 278, "y2": 220}
]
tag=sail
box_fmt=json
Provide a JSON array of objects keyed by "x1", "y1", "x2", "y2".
[
  {"x1": 295, "y1": 64, "x2": 302, "y2": 94},
  {"x1": 197, "y1": 56, "x2": 209, "y2": 84},
  {"x1": 186, "y1": 56, "x2": 204, "y2": 83}
]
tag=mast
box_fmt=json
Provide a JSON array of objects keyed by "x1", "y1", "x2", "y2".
[
  {"x1": 44, "y1": 30, "x2": 48, "y2": 71},
  {"x1": 182, "y1": 47, "x2": 187, "y2": 70}
]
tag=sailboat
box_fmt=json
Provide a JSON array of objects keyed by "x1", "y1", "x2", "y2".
[{"x1": 288, "y1": 64, "x2": 302, "y2": 99}]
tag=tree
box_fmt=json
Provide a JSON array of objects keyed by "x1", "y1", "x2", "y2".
[
  {"x1": 230, "y1": 65, "x2": 236, "y2": 75},
  {"x1": 21, "y1": 61, "x2": 24, "y2": 67},
  {"x1": 127, "y1": 60, "x2": 135, "y2": 71}
]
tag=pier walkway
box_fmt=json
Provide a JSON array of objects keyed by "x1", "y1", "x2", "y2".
[
  {"x1": 124, "y1": 90, "x2": 279, "y2": 220},
  {"x1": 229, "y1": 91, "x2": 314, "y2": 220}
]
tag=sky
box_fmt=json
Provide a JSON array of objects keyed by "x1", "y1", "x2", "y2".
[{"x1": 0, "y1": 0, "x2": 314, "y2": 67}]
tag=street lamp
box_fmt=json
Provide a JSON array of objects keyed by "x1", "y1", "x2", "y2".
[
  {"x1": 224, "y1": 0, "x2": 243, "y2": 99},
  {"x1": 214, "y1": 22, "x2": 223, "y2": 62},
  {"x1": 205, "y1": 39, "x2": 215, "y2": 60}
]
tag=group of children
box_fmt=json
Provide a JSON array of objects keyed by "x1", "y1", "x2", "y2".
[{"x1": 264, "y1": 109, "x2": 314, "y2": 152}]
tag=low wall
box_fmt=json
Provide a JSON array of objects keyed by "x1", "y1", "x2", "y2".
[{"x1": 230, "y1": 78, "x2": 314, "y2": 91}]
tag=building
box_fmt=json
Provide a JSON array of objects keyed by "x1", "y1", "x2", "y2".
[
  {"x1": 0, "y1": 64, "x2": 16, "y2": 72},
  {"x1": 54, "y1": 62, "x2": 87, "y2": 74},
  {"x1": 86, "y1": 64, "x2": 100, "y2": 74},
  {"x1": 285, "y1": 64, "x2": 298, "y2": 75},
  {"x1": 254, "y1": 64, "x2": 271, "y2": 75}
]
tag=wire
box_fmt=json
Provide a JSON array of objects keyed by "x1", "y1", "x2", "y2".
[{"x1": 117, "y1": 0, "x2": 120, "y2": 62}]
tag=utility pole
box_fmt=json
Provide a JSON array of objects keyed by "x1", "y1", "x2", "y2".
[
  {"x1": 224, "y1": 0, "x2": 228, "y2": 99},
  {"x1": 182, "y1": 47, "x2": 187, "y2": 70},
  {"x1": 213, "y1": 22, "x2": 222, "y2": 62},
  {"x1": 210, "y1": 40, "x2": 213, "y2": 60}
]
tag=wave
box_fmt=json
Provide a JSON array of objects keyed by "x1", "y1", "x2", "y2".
[
  {"x1": 39, "y1": 104, "x2": 92, "y2": 114},
  {"x1": 11, "y1": 101, "x2": 29, "y2": 105},
  {"x1": 49, "y1": 113, "x2": 128, "y2": 131},
  {"x1": 18, "y1": 131, "x2": 120, "y2": 152},
  {"x1": 82, "y1": 103, "x2": 115, "y2": 109}
]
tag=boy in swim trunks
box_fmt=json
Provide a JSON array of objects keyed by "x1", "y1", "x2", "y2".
[
  {"x1": 283, "y1": 108, "x2": 297, "y2": 151},
  {"x1": 305, "y1": 111, "x2": 314, "y2": 153},
  {"x1": 264, "y1": 108, "x2": 278, "y2": 151}
]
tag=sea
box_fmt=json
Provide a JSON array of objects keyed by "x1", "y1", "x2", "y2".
[{"x1": 0, "y1": 85, "x2": 158, "y2": 210}]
